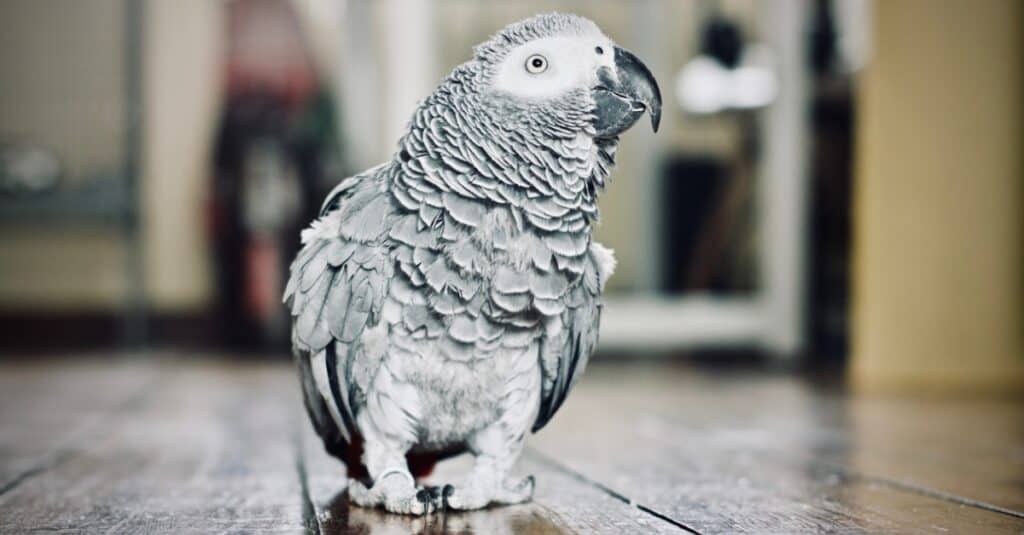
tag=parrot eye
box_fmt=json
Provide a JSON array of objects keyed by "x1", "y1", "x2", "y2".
[
  {"x1": 525, "y1": 54, "x2": 548, "y2": 74},
  {"x1": 595, "y1": 46, "x2": 604, "y2": 55}
]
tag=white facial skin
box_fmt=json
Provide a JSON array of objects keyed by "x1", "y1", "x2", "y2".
[{"x1": 490, "y1": 34, "x2": 617, "y2": 99}]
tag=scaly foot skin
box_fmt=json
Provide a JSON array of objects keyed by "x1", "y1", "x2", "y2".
[
  {"x1": 348, "y1": 473, "x2": 437, "y2": 515},
  {"x1": 440, "y1": 475, "x2": 535, "y2": 511}
]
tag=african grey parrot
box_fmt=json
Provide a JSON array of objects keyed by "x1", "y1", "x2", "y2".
[{"x1": 285, "y1": 13, "x2": 660, "y2": 514}]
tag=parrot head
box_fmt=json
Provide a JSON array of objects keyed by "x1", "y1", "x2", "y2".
[{"x1": 467, "y1": 13, "x2": 662, "y2": 140}]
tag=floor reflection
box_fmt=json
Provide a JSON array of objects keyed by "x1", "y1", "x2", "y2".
[{"x1": 317, "y1": 491, "x2": 568, "y2": 535}]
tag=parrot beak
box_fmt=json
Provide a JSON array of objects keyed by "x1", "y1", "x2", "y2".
[{"x1": 592, "y1": 46, "x2": 662, "y2": 138}]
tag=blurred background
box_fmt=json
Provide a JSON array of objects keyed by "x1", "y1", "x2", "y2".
[{"x1": 0, "y1": 0, "x2": 1020, "y2": 393}]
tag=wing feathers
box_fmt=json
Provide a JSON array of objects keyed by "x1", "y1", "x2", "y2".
[
  {"x1": 287, "y1": 165, "x2": 395, "y2": 452},
  {"x1": 532, "y1": 244, "x2": 609, "y2": 432}
]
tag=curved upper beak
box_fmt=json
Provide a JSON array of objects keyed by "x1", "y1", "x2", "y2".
[{"x1": 592, "y1": 46, "x2": 662, "y2": 138}]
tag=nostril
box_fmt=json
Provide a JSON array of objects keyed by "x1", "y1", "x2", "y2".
[{"x1": 596, "y1": 66, "x2": 616, "y2": 86}]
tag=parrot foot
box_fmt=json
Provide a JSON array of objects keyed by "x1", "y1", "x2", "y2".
[
  {"x1": 348, "y1": 473, "x2": 436, "y2": 515},
  {"x1": 440, "y1": 475, "x2": 535, "y2": 511},
  {"x1": 495, "y1": 475, "x2": 535, "y2": 505}
]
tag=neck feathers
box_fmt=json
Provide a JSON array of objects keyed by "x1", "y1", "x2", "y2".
[{"x1": 391, "y1": 78, "x2": 618, "y2": 234}]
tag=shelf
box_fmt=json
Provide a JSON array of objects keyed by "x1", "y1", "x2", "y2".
[{"x1": 0, "y1": 176, "x2": 136, "y2": 225}]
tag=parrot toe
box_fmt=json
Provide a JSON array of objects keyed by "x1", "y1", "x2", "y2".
[
  {"x1": 440, "y1": 484, "x2": 455, "y2": 512},
  {"x1": 437, "y1": 483, "x2": 487, "y2": 511},
  {"x1": 346, "y1": 479, "x2": 375, "y2": 507},
  {"x1": 347, "y1": 474, "x2": 434, "y2": 515},
  {"x1": 415, "y1": 488, "x2": 433, "y2": 513},
  {"x1": 438, "y1": 476, "x2": 534, "y2": 511},
  {"x1": 421, "y1": 485, "x2": 448, "y2": 513},
  {"x1": 494, "y1": 475, "x2": 535, "y2": 505},
  {"x1": 382, "y1": 490, "x2": 431, "y2": 515}
]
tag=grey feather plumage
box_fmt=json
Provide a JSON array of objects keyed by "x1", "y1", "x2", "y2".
[{"x1": 284, "y1": 12, "x2": 657, "y2": 514}]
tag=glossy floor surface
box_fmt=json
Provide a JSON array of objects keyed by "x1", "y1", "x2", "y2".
[{"x1": 0, "y1": 354, "x2": 1022, "y2": 534}]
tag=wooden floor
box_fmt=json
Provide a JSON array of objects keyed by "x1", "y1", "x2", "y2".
[{"x1": 0, "y1": 354, "x2": 1022, "y2": 534}]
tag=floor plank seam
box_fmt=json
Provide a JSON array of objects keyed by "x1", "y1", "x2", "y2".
[
  {"x1": 0, "y1": 369, "x2": 162, "y2": 499},
  {"x1": 733, "y1": 442, "x2": 1024, "y2": 522},
  {"x1": 293, "y1": 424, "x2": 323, "y2": 534},
  {"x1": 643, "y1": 405, "x2": 1024, "y2": 523},
  {"x1": 531, "y1": 501, "x2": 583, "y2": 535},
  {"x1": 843, "y1": 470, "x2": 1024, "y2": 521},
  {"x1": 0, "y1": 449, "x2": 74, "y2": 497},
  {"x1": 525, "y1": 448, "x2": 703, "y2": 534}
]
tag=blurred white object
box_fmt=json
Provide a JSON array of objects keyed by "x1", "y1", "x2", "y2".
[
  {"x1": 676, "y1": 56, "x2": 728, "y2": 114},
  {"x1": 0, "y1": 144, "x2": 61, "y2": 195},
  {"x1": 832, "y1": 0, "x2": 872, "y2": 72},
  {"x1": 240, "y1": 138, "x2": 300, "y2": 235},
  {"x1": 600, "y1": 0, "x2": 809, "y2": 359},
  {"x1": 675, "y1": 44, "x2": 778, "y2": 114}
]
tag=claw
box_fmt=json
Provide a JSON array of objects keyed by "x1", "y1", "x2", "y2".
[
  {"x1": 441, "y1": 484, "x2": 455, "y2": 511},
  {"x1": 426, "y1": 485, "x2": 444, "y2": 514},
  {"x1": 416, "y1": 488, "x2": 432, "y2": 515}
]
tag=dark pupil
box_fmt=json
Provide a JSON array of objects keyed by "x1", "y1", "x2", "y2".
[
  {"x1": 532, "y1": 58, "x2": 544, "y2": 68},
  {"x1": 595, "y1": 46, "x2": 604, "y2": 55}
]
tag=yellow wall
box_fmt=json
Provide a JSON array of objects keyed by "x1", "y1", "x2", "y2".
[
  {"x1": 141, "y1": 0, "x2": 222, "y2": 310},
  {"x1": 852, "y1": 0, "x2": 1024, "y2": 392}
]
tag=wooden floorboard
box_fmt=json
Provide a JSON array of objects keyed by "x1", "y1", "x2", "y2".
[
  {"x1": 300, "y1": 419, "x2": 684, "y2": 534},
  {"x1": 0, "y1": 355, "x2": 1021, "y2": 533},
  {"x1": 0, "y1": 357, "x2": 160, "y2": 491},
  {"x1": 617, "y1": 367, "x2": 1024, "y2": 514},
  {"x1": 830, "y1": 396, "x2": 1024, "y2": 514},
  {"x1": 611, "y1": 364, "x2": 1024, "y2": 515},
  {"x1": 529, "y1": 362, "x2": 1024, "y2": 534},
  {"x1": 0, "y1": 358, "x2": 309, "y2": 533}
]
